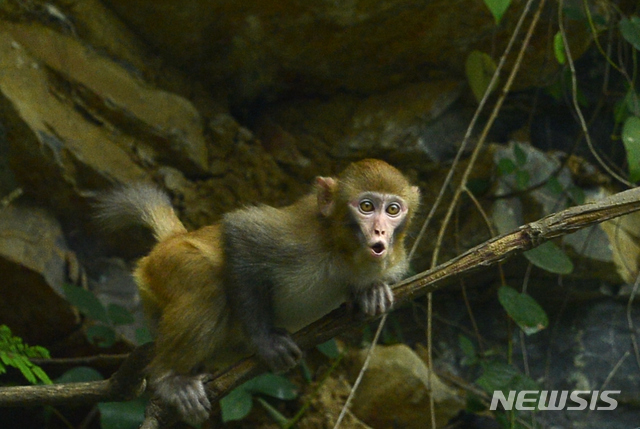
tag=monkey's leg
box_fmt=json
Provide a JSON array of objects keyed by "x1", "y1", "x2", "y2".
[{"x1": 148, "y1": 293, "x2": 230, "y2": 425}]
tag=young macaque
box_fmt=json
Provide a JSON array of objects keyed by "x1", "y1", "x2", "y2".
[{"x1": 97, "y1": 159, "x2": 420, "y2": 425}]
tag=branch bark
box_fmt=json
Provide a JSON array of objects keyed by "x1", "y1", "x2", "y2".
[{"x1": 2, "y1": 186, "x2": 640, "y2": 426}]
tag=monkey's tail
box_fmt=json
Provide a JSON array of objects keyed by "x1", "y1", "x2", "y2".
[{"x1": 95, "y1": 184, "x2": 187, "y2": 242}]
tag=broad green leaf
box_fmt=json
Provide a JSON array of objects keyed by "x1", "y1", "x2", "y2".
[
  {"x1": 622, "y1": 116, "x2": 640, "y2": 182},
  {"x1": 458, "y1": 335, "x2": 477, "y2": 366},
  {"x1": 524, "y1": 241, "x2": 573, "y2": 274},
  {"x1": 63, "y1": 284, "x2": 109, "y2": 324},
  {"x1": 498, "y1": 286, "x2": 548, "y2": 335},
  {"x1": 465, "y1": 50, "x2": 497, "y2": 103},
  {"x1": 515, "y1": 169, "x2": 530, "y2": 190},
  {"x1": 316, "y1": 338, "x2": 340, "y2": 359},
  {"x1": 135, "y1": 327, "x2": 153, "y2": 345},
  {"x1": 625, "y1": 89, "x2": 640, "y2": 116},
  {"x1": 107, "y1": 304, "x2": 135, "y2": 326},
  {"x1": 86, "y1": 324, "x2": 116, "y2": 348},
  {"x1": 221, "y1": 386, "x2": 253, "y2": 422},
  {"x1": 476, "y1": 361, "x2": 519, "y2": 392},
  {"x1": 566, "y1": 185, "x2": 585, "y2": 205},
  {"x1": 553, "y1": 31, "x2": 566, "y2": 64},
  {"x1": 620, "y1": 16, "x2": 640, "y2": 51},
  {"x1": 545, "y1": 176, "x2": 564, "y2": 195},
  {"x1": 513, "y1": 143, "x2": 527, "y2": 166},
  {"x1": 245, "y1": 373, "x2": 298, "y2": 400},
  {"x1": 484, "y1": 0, "x2": 511, "y2": 25},
  {"x1": 99, "y1": 399, "x2": 147, "y2": 429},
  {"x1": 57, "y1": 366, "x2": 104, "y2": 383},
  {"x1": 497, "y1": 158, "x2": 516, "y2": 175}
]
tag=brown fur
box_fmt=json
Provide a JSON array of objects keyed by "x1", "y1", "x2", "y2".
[{"x1": 97, "y1": 159, "x2": 420, "y2": 424}]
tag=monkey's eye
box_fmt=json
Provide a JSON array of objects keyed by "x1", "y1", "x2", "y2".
[
  {"x1": 386, "y1": 203, "x2": 401, "y2": 216},
  {"x1": 359, "y1": 200, "x2": 375, "y2": 213}
]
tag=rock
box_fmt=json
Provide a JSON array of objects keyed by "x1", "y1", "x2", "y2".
[
  {"x1": 0, "y1": 203, "x2": 78, "y2": 345},
  {"x1": 0, "y1": 22, "x2": 213, "y2": 219},
  {"x1": 491, "y1": 142, "x2": 640, "y2": 286},
  {"x1": 347, "y1": 343, "x2": 465, "y2": 428},
  {"x1": 102, "y1": 0, "x2": 601, "y2": 104},
  {"x1": 512, "y1": 299, "x2": 640, "y2": 429},
  {"x1": 264, "y1": 80, "x2": 468, "y2": 166}
]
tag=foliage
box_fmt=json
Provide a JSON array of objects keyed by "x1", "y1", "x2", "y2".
[
  {"x1": 63, "y1": 284, "x2": 151, "y2": 348},
  {"x1": 460, "y1": 335, "x2": 539, "y2": 429},
  {"x1": 496, "y1": 142, "x2": 530, "y2": 190},
  {"x1": 466, "y1": 50, "x2": 498, "y2": 103},
  {"x1": 622, "y1": 116, "x2": 640, "y2": 182},
  {"x1": 55, "y1": 366, "x2": 147, "y2": 429},
  {"x1": 0, "y1": 325, "x2": 52, "y2": 385},
  {"x1": 220, "y1": 373, "x2": 298, "y2": 423},
  {"x1": 483, "y1": 0, "x2": 512, "y2": 25},
  {"x1": 523, "y1": 241, "x2": 574, "y2": 275},
  {"x1": 497, "y1": 286, "x2": 548, "y2": 335}
]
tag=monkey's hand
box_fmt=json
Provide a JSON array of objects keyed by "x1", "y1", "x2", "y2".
[
  {"x1": 153, "y1": 372, "x2": 211, "y2": 426},
  {"x1": 254, "y1": 328, "x2": 303, "y2": 373},
  {"x1": 353, "y1": 282, "x2": 394, "y2": 317}
]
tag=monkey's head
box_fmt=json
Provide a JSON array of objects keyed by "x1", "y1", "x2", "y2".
[{"x1": 316, "y1": 159, "x2": 420, "y2": 263}]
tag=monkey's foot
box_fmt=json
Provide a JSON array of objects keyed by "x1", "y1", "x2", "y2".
[
  {"x1": 153, "y1": 372, "x2": 211, "y2": 426},
  {"x1": 256, "y1": 328, "x2": 303, "y2": 373},
  {"x1": 355, "y1": 282, "x2": 394, "y2": 316}
]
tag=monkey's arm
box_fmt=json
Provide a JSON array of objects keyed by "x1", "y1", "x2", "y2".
[{"x1": 222, "y1": 216, "x2": 302, "y2": 372}]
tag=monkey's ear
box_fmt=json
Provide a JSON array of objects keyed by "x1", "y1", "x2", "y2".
[{"x1": 315, "y1": 176, "x2": 337, "y2": 217}]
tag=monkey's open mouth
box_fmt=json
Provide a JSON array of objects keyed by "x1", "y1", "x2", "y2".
[{"x1": 370, "y1": 242, "x2": 386, "y2": 256}]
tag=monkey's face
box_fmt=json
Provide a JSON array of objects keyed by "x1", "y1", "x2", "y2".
[{"x1": 348, "y1": 191, "x2": 409, "y2": 260}]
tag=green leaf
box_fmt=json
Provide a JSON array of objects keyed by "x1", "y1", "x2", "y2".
[
  {"x1": 31, "y1": 366, "x2": 52, "y2": 385},
  {"x1": 524, "y1": 241, "x2": 573, "y2": 274},
  {"x1": 99, "y1": 399, "x2": 147, "y2": 429},
  {"x1": 135, "y1": 327, "x2": 153, "y2": 345},
  {"x1": 483, "y1": 0, "x2": 511, "y2": 25},
  {"x1": 107, "y1": 304, "x2": 135, "y2": 326},
  {"x1": 25, "y1": 345, "x2": 50, "y2": 359},
  {"x1": 545, "y1": 176, "x2": 564, "y2": 195},
  {"x1": 465, "y1": 50, "x2": 498, "y2": 103},
  {"x1": 622, "y1": 116, "x2": 640, "y2": 182},
  {"x1": 14, "y1": 356, "x2": 36, "y2": 384},
  {"x1": 476, "y1": 361, "x2": 519, "y2": 392},
  {"x1": 245, "y1": 373, "x2": 298, "y2": 400},
  {"x1": 221, "y1": 386, "x2": 254, "y2": 422},
  {"x1": 497, "y1": 158, "x2": 516, "y2": 175},
  {"x1": 86, "y1": 325, "x2": 116, "y2": 348},
  {"x1": 515, "y1": 169, "x2": 530, "y2": 190},
  {"x1": 620, "y1": 16, "x2": 640, "y2": 51},
  {"x1": 566, "y1": 185, "x2": 585, "y2": 205},
  {"x1": 513, "y1": 143, "x2": 527, "y2": 166},
  {"x1": 63, "y1": 284, "x2": 109, "y2": 324},
  {"x1": 553, "y1": 31, "x2": 566, "y2": 64},
  {"x1": 316, "y1": 338, "x2": 340, "y2": 359},
  {"x1": 57, "y1": 366, "x2": 104, "y2": 383},
  {"x1": 458, "y1": 335, "x2": 477, "y2": 366},
  {"x1": 498, "y1": 286, "x2": 549, "y2": 335}
]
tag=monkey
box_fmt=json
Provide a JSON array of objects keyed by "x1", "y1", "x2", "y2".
[{"x1": 96, "y1": 159, "x2": 420, "y2": 425}]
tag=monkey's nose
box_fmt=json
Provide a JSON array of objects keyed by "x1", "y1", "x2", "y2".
[{"x1": 374, "y1": 228, "x2": 386, "y2": 236}]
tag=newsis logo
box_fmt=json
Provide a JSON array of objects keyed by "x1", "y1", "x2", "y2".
[{"x1": 490, "y1": 390, "x2": 621, "y2": 411}]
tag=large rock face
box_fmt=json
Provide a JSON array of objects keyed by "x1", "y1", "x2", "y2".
[{"x1": 101, "y1": 0, "x2": 598, "y2": 103}]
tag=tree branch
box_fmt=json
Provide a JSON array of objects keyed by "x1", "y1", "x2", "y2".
[{"x1": 2, "y1": 187, "x2": 640, "y2": 427}]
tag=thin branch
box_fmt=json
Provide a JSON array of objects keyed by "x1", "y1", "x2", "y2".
[
  {"x1": 3, "y1": 187, "x2": 640, "y2": 426},
  {"x1": 0, "y1": 343, "x2": 153, "y2": 407}
]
